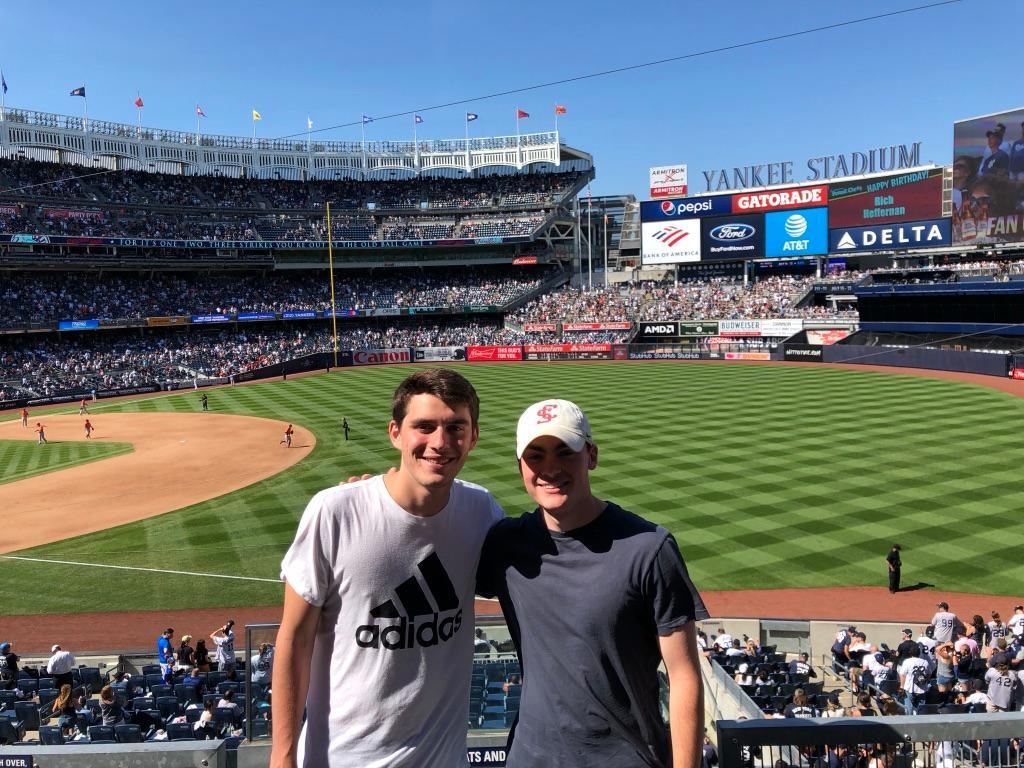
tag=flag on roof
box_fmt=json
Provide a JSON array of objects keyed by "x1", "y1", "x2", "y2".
[
  {"x1": 414, "y1": 114, "x2": 424, "y2": 124},
  {"x1": 516, "y1": 109, "x2": 529, "y2": 119},
  {"x1": 466, "y1": 112, "x2": 478, "y2": 122},
  {"x1": 252, "y1": 109, "x2": 262, "y2": 121},
  {"x1": 307, "y1": 117, "x2": 313, "y2": 130},
  {"x1": 362, "y1": 115, "x2": 373, "y2": 124},
  {"x1": 1, "y1": 72, "x2": 7, "y2": 95},
  {"x1": 134, "y1": 96, "x2": 144, "y2": 108},
  {"x1": 69, "y1": 86, "x2": 86, "y2": 97},
  {"x1": 196, "y1": 105, "x2": 206, "y2": 117},
  {"x1": 555, "y1": 105, "x2": 567, "y2": 115}
]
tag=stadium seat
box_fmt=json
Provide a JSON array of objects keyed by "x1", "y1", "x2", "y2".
[
  {"x1": 167, "y1": 722, "x2": 196, "y2": 741},
  {"x1": 250, "y1": 718, "x2": 270, "y2": 739},
  {"x1": 38, "y1": 725, "x2": 65, "y2": 745},
  {"x1": 217, "y1": 681, "x2": 240, "y2": 696},
  {"x1": 150, "y1": 683, "x2": 172, "y2": 699},
  {"x1": 185, "y1": 708, "x2": 203, "y2": 724},
  {"x1": 131, "y1": 696, "x2": 151, "y2": 711},
  {"x1": 144, "y1": 673, "x2": 164, "y2": 690},
  {"x1": 141, "y1": 664, "x2": 162, "y2": 676},
  {"x1": 0, "y1": 692, "x2": 16, "y2": 709},
  {"x1": 155, "y1": 696, "x2": 180, "y2": 719},
  {"x1": 13, "y1": 701, "x2": 41, "y2": 731},
  {"x1": 213, "y1": 706, "x2": 240, "y2": 733},
  {"x1": 203, "y1": 693, "x2": 221, "y2": 708},
  {"x1": 78, "y1": 667, "x2": 102, "y2": 692},
  {"x1": 175, "y1": 683, "x2": 200, "y2": 705},
  {"x1": 37, "y1": 688, "x2": 59, "y2": 709},
  {"x1": 87, "y1": 724, "x2": 116, "y2": 743},
  {"x1": 0, "y1": 718, "x2": 27, "y2": 745},
  {"x1": 114, "y1": 724, "x2": 143, "y2": 743},
  {"x1": 132, "y1": 709, "x2": 165, "y2": 732},
  {"x1": 37, "y1": 677, "x2": 55, "y2": 690},
  {"x1": 18, "y1": 679, "x2": 37, "y2": 695}
]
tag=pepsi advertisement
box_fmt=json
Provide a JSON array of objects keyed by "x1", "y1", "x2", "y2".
[
  {"x1": 640, "y1": 194, "x2": 732, "y2": 222},
  {"x1": 700, "y1": 214, "x2": 764, "y2": 260},
  {"x1": 764, "y1": 207, "x2": 829, "y2": 257}
]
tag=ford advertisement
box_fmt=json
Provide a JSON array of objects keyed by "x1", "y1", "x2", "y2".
[{"x1": 700, "y1": 214, "x2": 765, "y2": 261}]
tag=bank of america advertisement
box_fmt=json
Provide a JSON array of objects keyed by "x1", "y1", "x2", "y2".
[
  {"x1": 952, "y1": 106, "x2": 1024, "y2": 244},
  {"x1": 641, "y1": 219, "x2": 701, "y2": 264},
  {"x1": 828, "y1": 168, "x2": 944, "y2": 228}
]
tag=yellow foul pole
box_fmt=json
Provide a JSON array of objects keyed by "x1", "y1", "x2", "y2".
[{"x1": 326, "y1": 202, "x2": 339, "y2": 368}]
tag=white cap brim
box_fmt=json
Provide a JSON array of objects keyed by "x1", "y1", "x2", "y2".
[{"x1": 515, "y1": 399, "x2": 592, "y2": 459}]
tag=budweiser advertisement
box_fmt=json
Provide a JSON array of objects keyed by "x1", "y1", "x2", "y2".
[
  {"x1": 466, "y1": 345, "x2": 523, "y2": 362},
  {"x1": 352, "y1": 348, "x2": 412, "y2": 366},
  {"x1": 512, "y1": 255, "x2": 538, "y2": 265}
]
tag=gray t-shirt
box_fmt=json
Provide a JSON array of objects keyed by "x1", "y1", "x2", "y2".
[
  {"x1": 477, "y1": 503, "x2": 708, "y2": 768},
  {"x1": 985, "y1": 668, "x2": 1018, "y2": 709}
]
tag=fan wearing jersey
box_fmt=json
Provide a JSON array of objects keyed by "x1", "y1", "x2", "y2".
[{"x1": 931, "y1": 602, "x2": 963, "y2": 643}]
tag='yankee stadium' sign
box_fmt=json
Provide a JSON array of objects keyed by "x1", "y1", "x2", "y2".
[{"x1": 701, "y1": 142, "x2": 922, "y2": 192}]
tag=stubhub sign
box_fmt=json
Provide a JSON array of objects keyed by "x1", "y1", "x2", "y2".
[
  {"x1": 764, "y1": 207, "x2": 828, "y2": 257},
  {"x1": 828, "y1": 218, "x2": 951, "y2": 253},
  {"x1": 640, "y1": 194, "x2": 731, "y2": 222}
]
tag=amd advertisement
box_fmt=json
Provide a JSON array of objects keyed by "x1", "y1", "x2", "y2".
[
  {"x1": 700, "y1": 214, "x2": 764, "y2": 260},
  {"x1": 828, "y1": 168, "x2": 944, "y2": 228},
  {"x1": 952, "y1": 106, "x2": 1024, "y2": 244}
]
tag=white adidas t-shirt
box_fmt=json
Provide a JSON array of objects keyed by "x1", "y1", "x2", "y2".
[{"x1": 281, "y1": 476, "x2": 503, "y2": 768}]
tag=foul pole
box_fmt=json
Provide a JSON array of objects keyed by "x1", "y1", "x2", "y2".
[{"x1": 326, "y1": 202, "x2": 339, "y2": 367}]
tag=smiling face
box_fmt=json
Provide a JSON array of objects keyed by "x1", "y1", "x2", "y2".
[
  {"x1": 388, "y1": 393, "x2": 478, "y2": 505},
  {"x1": 518, "y1": 434, "x2": 599, "y2": 530}
]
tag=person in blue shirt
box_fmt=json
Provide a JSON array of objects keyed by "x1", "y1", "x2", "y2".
[{"x1": 157, "y1": 627, "x2": 176, "y2": 684}]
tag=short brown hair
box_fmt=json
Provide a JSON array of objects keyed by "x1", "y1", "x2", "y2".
[{"x1": 391, "y1": 369, "x2": 480, "y2": 426}]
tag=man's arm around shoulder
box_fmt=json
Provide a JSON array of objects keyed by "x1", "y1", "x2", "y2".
[
  {"x1": 269, "y1": 582, "x2": 322, "y2": 768},
  {"x1": 661, "y1": 622, "x2": 704, "y2": 768}
]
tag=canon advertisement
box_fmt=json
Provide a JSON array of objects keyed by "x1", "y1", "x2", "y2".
[
  {"x1": 764, "y1": 207, "x2": 828, "y2": 257},
  {"x1": 352, "y1": 348, "x2": 412, "y2": 366},
  {"x1": 828, "y1": 168, "x2": 944, "y2": 228},
  {"x1": 700, "y1": 214, "x2": 765, "y2": 260},
  {"x1": 829, "y1": 218, "x2": 951, "y2": 253},
  {"x1": 641, "y1": 219, "x2": 701, "y2": 265},
  {"x1": 953, "y1": 106, "x2": 1024, "y2": 245}
]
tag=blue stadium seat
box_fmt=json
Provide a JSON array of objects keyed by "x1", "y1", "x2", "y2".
[
  {"x1": 0, "y1": 718, "x2": 27, "y2": 745},
  {"x1": 39, "y1": 725, "x2": 65, "y2": 745},
  {"x1": 13, "y1": 701, "x2": 41, "y2": 731},
  {"x1": 217, "y1": 682, "x2": 239, "y2": 696},
  {"x1": 155, "y1": 696, "x2": 180, "y2": 719},
  {"x1": 150, "y1": 684, "x2": 172, "y2": 699},
  {"x1": 250, "y1": 719, "x2": 270, "y2": 739},
  {"x1": 37, "y1": 677, "x2": 55, "y2": 690},
  {"x1": 167, "y1": 722, "x2": 195, "y2": 741},
  {"x1": 115, "y1": 724, "x2": 143, "y2": 743},
  {"x1": 130, "y1": 696, "x2": 151, "y2": 711},
  {"x1": 78, "y1": 667, "x2": 102, "y2": 692},
  {"x1": 88, "y1": 724, "x2": 116, "y2": 743},
  {"x1": 175, "y1": 684, "x2": 200, "y2": 705},
  {"x1": 0, "y1": 692, "x2": 16, "y2": 709},
  {"x1": 141, "y1": 664, "x2": 162, "y2": 676},
  {"x1": 214, "y1": 706, "x2": 240, "y2": 733},
  {"x1": 143, "y1": 673, "x2": 164, "y2": 690}
]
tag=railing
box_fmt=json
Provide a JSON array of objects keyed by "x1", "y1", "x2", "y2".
[{"x1": 716, "y1": 712, "x2": 1024, "y2": 768}]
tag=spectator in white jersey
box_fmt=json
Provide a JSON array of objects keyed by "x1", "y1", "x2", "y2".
[
  {"x1": 931, "y1": 601, "x2": 963, "y2": 643},
  {"x1": 1009, "y1": 605, "x2": 1024, "y2": 640},
  {"x1": 988, "y1": 612, "x2": 1010, "y2": 651}
]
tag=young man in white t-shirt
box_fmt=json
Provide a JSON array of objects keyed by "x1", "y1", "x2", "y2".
[{"x1": 271, "y1": 369, "x2": 503, "y2": 768}]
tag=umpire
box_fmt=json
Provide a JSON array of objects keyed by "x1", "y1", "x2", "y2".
[{"x1": 886, "y1": 544, "x2": 902, "y2": 594}]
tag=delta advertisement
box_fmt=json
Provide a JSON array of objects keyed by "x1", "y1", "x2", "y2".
[
  {"x1": 952, "y1": 106, "x2": 1024, "y2": 245},
  {"x1": 700, "y1": 214, "x2": 764, "y2": 260},
  {"x1": 827, "y1": 168, "x2": 944, "y2": 228},
  {"x1": 641, "y1": 219, "x2": 701, "y2": 265},
  {"x1": 764, "y1": 207, "x2": 828, "y2": 257},
  {"x1": 829, "y1": 218, "x2": 951, "y2": 253}
]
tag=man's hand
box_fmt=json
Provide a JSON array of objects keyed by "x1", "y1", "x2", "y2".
[{"x1": 340, "y1": 467, "x2": 397, "y2": 485}]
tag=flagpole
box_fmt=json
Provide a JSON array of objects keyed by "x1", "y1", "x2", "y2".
[
  {"x1": 196, "y1": 109, "x2": 200, "y2": 142},
  {"x1": 464, "y1": 115, "x2": 470, "y2": 174},
  {"x1": 136, "y1": 92, "x2": 142, "y2": 137},
  {"x1": 360, "y1": 119, "x2": 366, "y2": 180},
  {"x1": 603, "y1": 212, "x2": 609, "y2": 285},
  {"x1": 83, "y1": 87, "x2": 88, "y2": 132},
  {"x1": 1, "y1": 71, "x2": 6, "y2": 122},
  {"x1": 307, "y1": 117, "x2": 311, "y2": 152},
  {"x1": 587, "y1": 191, "x2": 593, "y2": 290},
  {"x1": 326, "y1": 201, "x2": 339, "y2": 368},
  {"x1": 516, "y1": 108, "x2": 521, "y2": 169},
  {"x1": 413, "y1": 116, "x2": 419, "y2": 175},
  {"x1": 252, "y1": 113, "x2": 256, "y2": 141},
  {"x1": 554, "y1": 105, "x2": 558, "y2": 135}
]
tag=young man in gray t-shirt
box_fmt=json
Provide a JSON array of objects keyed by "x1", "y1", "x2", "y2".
[{"x1": 477, "y1": 398, "x2": 708, "y2": 768}]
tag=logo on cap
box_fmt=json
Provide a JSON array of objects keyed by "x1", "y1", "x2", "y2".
[{"x1": 536, "y1": 404, "x2": 558, "y2": 423}]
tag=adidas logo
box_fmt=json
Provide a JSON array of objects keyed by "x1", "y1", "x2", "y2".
[{"x1": 356, "y1": 552, "x2": 463, "y2": 650}]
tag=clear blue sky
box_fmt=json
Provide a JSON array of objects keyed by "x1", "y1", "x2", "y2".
[{"x1": 0, "y1": 0, "x2": 1006, "y2": 197}]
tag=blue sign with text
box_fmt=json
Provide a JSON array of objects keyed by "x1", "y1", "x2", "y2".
[
  {"x1": 764, "y1": 207, "x2": 828, "y2": 257},
  {"x1": 829, "y1": 218, "x2": 951, "y2": 253},
  {"x1": 58, "y1": 319, "x2": 99, "y2": 331},
  {"x1": 641, "y1": 194, "x2": 732, "y2": 221}
]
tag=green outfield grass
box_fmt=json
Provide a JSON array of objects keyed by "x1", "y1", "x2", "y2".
[
  {"x1": 0, "y1": 439, "x2": 133, "y2": 485},
  {"x1": 3, "y1": 362, "x2": 1024, "y2": 615}
]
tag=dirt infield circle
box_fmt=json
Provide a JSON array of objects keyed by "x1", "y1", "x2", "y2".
[
  {"x1": 2, "y1": 361, "x2": 1024, "y2": 652},
  {"x1": 0, "y1": 412, "x2": 315, "y2": 554}
]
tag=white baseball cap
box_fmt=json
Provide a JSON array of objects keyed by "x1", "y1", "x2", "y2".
[{"x1": 516, "y1": 399, "x2": 592, "y2": 459}]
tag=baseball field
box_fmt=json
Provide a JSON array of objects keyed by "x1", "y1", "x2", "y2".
[{"x1": 2, "y1": 361, "x2": 1024, "y2": 620}]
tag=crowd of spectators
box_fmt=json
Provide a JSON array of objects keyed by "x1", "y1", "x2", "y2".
[
  {"x1": 0, "y1": 267, "x2": 556, "y2": 328},
  {"x1": 0, "y1": 158, "x2": 582, "y2": 213}
]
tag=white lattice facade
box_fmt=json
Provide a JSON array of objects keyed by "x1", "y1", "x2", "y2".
[{"x1": 0, "y1": 106, "x2": 564, "y2": 179}]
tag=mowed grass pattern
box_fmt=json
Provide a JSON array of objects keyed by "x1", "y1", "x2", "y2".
[
  {"x1": 3, "y1": 362, "x2": 1024, "y2": 615},
  {"x1": 0, "y1": 439, "x2": 132, "y2": 485}
]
